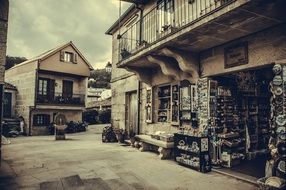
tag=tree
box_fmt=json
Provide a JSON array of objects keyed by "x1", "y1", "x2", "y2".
[
  {"x1": 5, "y1": 56, "x2": 27, "y2": 70},
  {"x1": 89, "y1": 69, "x2": 111, "y2": 89}
]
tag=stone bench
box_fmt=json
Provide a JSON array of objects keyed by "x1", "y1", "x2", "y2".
[{"x1": 134, "y1": 135, "x2": 174, "y2": 159}]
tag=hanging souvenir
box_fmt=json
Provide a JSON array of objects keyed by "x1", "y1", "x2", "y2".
[
  {"x1": 276, "y1": 115, "x2": 286, "y2": 126},
  {"x1": 274, "y1": 87, "x2": 283, "y2": 96},
  {"x1": 276, "y1": 106, "x2": 283, "y2": 115},
  {"x1": 273, "y1": 64, "x2": 282, "y2": 75},
  {"x1": 273, "y1": 75, "x2": 283, "y2": 86},
  {"x1": 275, "y1": 96, "x2": 283, "y2": 105},
  {"x1": 276, "y1": 126, "x2": 286, "y2": 141}
]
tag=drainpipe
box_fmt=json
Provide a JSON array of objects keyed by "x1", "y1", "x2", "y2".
[{"x1": 137, "y1": 81, "x2": 141, "y2": 135}]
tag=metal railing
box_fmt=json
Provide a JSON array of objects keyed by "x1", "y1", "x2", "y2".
[
  {"x1": 36, "y1": 92, "x2": 85, "y2": 106},
  {"x1": 119, "y1": 0, "x2": 235, "y2": 61}
]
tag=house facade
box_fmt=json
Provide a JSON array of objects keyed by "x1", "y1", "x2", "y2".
[
  {"x1": 107, "y1": 0, "x2": 286, "y2": 179},
  {"x1": 5, "y1": 42, "x2": 93, "y2": 135}
]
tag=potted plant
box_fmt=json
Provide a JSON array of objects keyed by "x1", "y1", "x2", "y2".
[
  {"x1": 115, "y1": 128, "x2": 125, "y2": 143},
  {"x1": 120, "y1": 48, "x2": 131, "y2": 59},
  {"x1": 129, "y1": 129, "x2": 136, "y2": 146}
]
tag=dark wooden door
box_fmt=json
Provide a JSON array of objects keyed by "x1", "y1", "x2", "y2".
[
  {"x1": 125, "y1": 91, "x2": 138, "y2": 136},
  {"x1": 62, "y1": 80, "x2": 73, "y2": 99},
  {"x1": 3, "y1": 92, "x2": 12, "y2": 118}
]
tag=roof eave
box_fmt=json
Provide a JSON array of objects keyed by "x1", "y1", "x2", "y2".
[{"x1": 105, "y1": 4, "x2": 136, "y2": 35}]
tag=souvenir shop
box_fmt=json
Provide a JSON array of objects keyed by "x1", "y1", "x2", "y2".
[
  {"x1": 207, "y1": 67, "x2": 273, "y2": 178},
  {"x1": 170, "y1": 64, "x2": 286, "y2": 180}
]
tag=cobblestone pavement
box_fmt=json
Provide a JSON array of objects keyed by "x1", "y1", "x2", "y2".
[{"x1": 0, "y1": 125, "x2": 259, "y2": 190}]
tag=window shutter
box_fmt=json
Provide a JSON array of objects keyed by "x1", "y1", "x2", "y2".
[
  {"x1": 74, "y1": 53, "x2": 77, "y2": 63},
  {"x1": 49, "y1": 79, "x2": 55, "y2": 101},
  {"x1": 60, "y1": 51, "x2": 65, "y2": 61}
]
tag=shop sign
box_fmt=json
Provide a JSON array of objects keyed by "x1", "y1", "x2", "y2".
[{"x1": 224, "y1": 42, "x2": 248, "y2": 69}]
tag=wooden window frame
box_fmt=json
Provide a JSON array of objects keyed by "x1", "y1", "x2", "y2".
[{"x1": 33, "y1": 114, "x2": 50, "y2": 126}]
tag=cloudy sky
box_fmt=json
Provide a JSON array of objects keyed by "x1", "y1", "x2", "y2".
[{"x1": 7, "y1": 0, "x2": 129, "y2": 69}]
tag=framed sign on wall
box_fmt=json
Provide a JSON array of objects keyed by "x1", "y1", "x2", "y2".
[{"x1": 224, "y1": 42, "x2": 248, "y2": 69}]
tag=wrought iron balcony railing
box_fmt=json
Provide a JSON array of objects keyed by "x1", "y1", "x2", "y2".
[
  {"x1": 119, "y1": 0, "x2": 235, "y2": 61},
  {"x1": 36, "y1": 92, "x2": 85, "y2": 106}
]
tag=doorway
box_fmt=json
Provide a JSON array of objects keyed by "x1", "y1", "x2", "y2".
[
  {"x1": 125, "y1": 91, "x2": 138, "y2": 138},
  {"x1": 209, "y1": 67, "x2": 273, "y2": 179},
  {"x1": 3, "y1": 92, "x2": 12, "y2": 118}
]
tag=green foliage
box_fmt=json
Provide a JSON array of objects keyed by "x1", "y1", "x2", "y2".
[
  {"x1": 89, "y1": 69, "x2": 111, "y2": 89},
  {"x1": 5, "y1": 56, "x2": 27, "y2": 70}
]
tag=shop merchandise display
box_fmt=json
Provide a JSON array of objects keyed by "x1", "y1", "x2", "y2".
[
  {"x1": 174, "y1": 133, "x2": 211, "y2": 173},
  {"x1": 146, "y1": 87, "x2": 152, "y2": 123},
  {"x1": 179, "y1": 80, "x2": 199, "y2": 135},
  {"x1": 171, "y1": 84, "x2": 179, "y2": 125},
  {"x1": 268, "y1": 64, "x2": 286, "y2": 179},
  {"x1": 207, "y1": 70, "x2": 272, "y2": 168},
  {"x1": 157, "y1": 85, "x2": 171, "y2": 122},
  {"x1": 197, "y1": 78, "x2": 209, "y2": 136}
]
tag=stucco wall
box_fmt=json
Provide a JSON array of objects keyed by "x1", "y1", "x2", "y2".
[
  {"x1": 40, "y1": 45, "x2": 91, "y2": 77},
  {"x1": 201, "y1": 24, "x2": 286, "y2": 77},
  {"x1": 5, "y1": 62, "x2": 37, "y2": 134}
]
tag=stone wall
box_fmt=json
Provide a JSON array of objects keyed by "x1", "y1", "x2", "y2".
[
  {"x1": 0, "y1": 0, "x2": 9, "y2": 159},
  {"x1": 31, "y1": 109, "x2": 82, "y2": 136},
  {"x1": 5, "y1": 62, "x2": 37, "y2": 134},
  {"x1": 201, "y1": 24, "x2": 286, "y2": 77},
  {"x1": 110, "y1": 74, "x2": 137, "y2": 129},
  {"x1": 0, "y1": 0, "x2": 9, "y2": 84}
]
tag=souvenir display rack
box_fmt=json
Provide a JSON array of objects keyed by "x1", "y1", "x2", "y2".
[
  {"x1": 207, "y1": 70, "x2": 273, "y2": 168},
  {"x1": 179, "y1": 81, "x2": 198, "y2": 131},
  {"x1": 146, "y1": 87, "x2": 152, "y2": 123},
  {"x1": 216, "y1": 85, "x2": 245, "y2": 167},
  {"x1": 171, "y1": 84, "x2": 179, "y2": 126},
  {"x1": 157, "y1": 85, "x2": 171, "y2": 122},
  {"x1": 174, "y1": 133, "x2": 211, "y2": 173},
  {"x1": 268, "y1": 64, "x2": 286, "y2": 179}
]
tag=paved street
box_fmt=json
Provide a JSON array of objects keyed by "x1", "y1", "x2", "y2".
[{"x1": 0, "y1": 125, "x2": 258, "y2": 190}]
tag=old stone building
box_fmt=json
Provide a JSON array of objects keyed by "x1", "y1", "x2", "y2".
[
  {"x1": 107, "y1": 0, "x2": 286, "y2": 181},
  {"x1": 0, "y1": 0, "x2": 9, "y2": 158},
  {"x1": 5, "y1": 42, "x2": 93, "y2": 135}
]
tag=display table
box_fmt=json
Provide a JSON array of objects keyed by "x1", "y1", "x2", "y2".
[{"x1": 135, "y1": 135, "x2": 174, "y2": 159}]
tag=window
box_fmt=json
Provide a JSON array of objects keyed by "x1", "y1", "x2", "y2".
[
  {"x1": 38, "y1": 78, "x2": 48, "y2": 96},
  {"x1": 64, "y1": 52, "x2": 73, "y2": 62},
  {"x1": 37, "y1": 78, "x2": 55, "y2": 101},
  {"x1": 33, "y1": 114, "x2": 50, "y2": 126}
]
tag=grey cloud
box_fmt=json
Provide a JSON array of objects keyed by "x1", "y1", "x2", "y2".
[{"x1": 7, "y1": 0, "x2": 130, "y2": 68}]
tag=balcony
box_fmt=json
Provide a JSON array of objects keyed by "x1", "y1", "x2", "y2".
[
  {"x1": 36, "y1": 92, "x2": 85, "y2": 106},
  {"x1": 117, "y1": 0, "x2": 286, "y2": 68}
]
